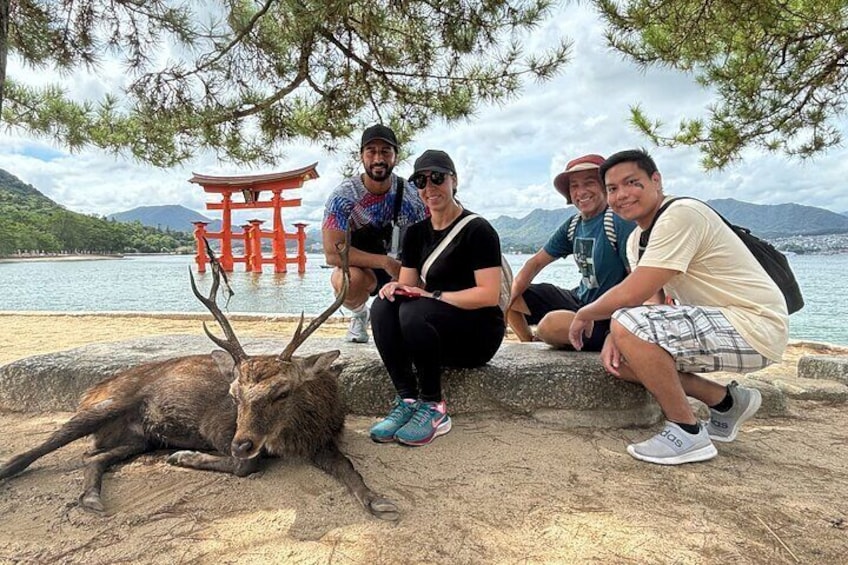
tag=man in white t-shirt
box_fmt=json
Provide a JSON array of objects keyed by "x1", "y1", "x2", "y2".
[{"x1": 568, "y1": 149, "x2": 788, "y2": 466}]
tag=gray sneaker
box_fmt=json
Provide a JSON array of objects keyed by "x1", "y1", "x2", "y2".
[
  {"x1": 345, "y1": 307, "x2": 370, "y2": 343},
  {"x1": 706, "y1": 381, "x2": 762, "y2": 443},
  {"x1": 627, "y1": 422, "x2": 718, "y2": 465}
]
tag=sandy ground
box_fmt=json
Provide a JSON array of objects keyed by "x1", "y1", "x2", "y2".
[{"x1": 0, "y1": 313, "x2": 847, "y2": 564}]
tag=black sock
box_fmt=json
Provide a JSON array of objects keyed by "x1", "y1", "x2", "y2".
[
  {"x1": 710, "y1": 388, "x2": 734, "y2": 413},
  {"x1": 674, "y1": 421, "x2": 702, "y2": 435}
]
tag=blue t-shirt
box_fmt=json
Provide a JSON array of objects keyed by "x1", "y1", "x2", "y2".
[{"x1": 543, "y1": 210, "x2": 636, "y2": 306}]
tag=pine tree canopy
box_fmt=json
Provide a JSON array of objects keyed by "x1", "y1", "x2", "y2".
[
  {"x1": 0, "y1": 0, "x2": 570, "y2": 167},
  {"x1": 598, "y1": 0, "x2": 848, "y2": 169}
]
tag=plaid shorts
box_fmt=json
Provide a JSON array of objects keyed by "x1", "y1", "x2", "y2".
[{"x1": 611, "y1": 305, "x2": 772, "y2": 374}]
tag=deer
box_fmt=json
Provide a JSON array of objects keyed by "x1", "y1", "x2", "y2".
[{"x1": 0, "y1": 236, "x2": 399, "y2": 521}]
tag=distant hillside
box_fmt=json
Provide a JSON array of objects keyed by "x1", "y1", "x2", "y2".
[
  {"x1": 0, "y1": 169, "x2": 55, "y2": 203},
  {"x1": 491, "y1": 208, "x2": 575, "y2": 251},
  {"x1": 0, "y1": 170, "x2": 194, "y2": 255},
  {"x1": 109, "y1": 205, "x2": 221, "y2": 233},
  {"x1": 707, "y1": 198, "x2": 848, "y2": 238}
]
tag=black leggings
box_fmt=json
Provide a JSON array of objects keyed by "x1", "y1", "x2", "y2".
[{"x1": 371, "y1": 296, "x2": 505, "y2": 402}]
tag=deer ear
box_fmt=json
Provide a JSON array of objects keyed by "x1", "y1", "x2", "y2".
[
  {"x1": 299, "y1": 350, "x2": 341, "y2": 378},
  {"x1": 211, "y1": 350, "x2": 236, "y2": 377}
]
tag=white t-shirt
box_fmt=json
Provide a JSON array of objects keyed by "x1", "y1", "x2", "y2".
[{"x1": 627, "y1": 197, "x2": 788, "y2": 361}]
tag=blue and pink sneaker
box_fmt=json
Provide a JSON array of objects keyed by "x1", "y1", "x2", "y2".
[
  {"x1": 394, "y1": 400, "x2": 452, "y2": 446},
  {"x1": 369, "y1": 396, "x2": 418, "y2": 443}
]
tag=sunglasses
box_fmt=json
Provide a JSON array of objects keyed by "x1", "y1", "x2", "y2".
[{"x1": 411, "y1": 171, "x2": 449, "y2": 189}]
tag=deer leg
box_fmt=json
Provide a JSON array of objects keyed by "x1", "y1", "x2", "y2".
[
  {"x1": 166, "y1": 450, "x2": 260, "y2": 477},
  {"x1": 1, "y1": 408, "x2": 124, "y2": 480},
  {"x1": 311, "y1": 443, "x2": 399, "y2": 521},
  {"x1": 79, "y1": 441, "x2": 149, "y2": 513}
]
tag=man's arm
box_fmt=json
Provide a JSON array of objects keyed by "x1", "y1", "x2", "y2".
[
  {"x1": 569, "y1": 266, "x2": 678, "y2": 349},
  {"x1": 507, "y1": 249, "x2": 556, "y2": 342},
  {"x1": 508, "y1": 249, "x2": 556, "y2": 306},
  {"x1": 322, "y1": 229, "x2": 401, "y2": 279}
]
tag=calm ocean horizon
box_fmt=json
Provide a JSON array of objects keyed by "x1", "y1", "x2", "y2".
[{"x1": 1, "y1": 253, "x2": 846, "y2": 346}]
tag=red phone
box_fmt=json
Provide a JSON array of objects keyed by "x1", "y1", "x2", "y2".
[{"x1": 394, "y1": 288, "x2": 421, "y2": 298}]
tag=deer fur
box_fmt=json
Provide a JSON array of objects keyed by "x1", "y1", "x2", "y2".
[{"x1": 0, "y1": 236, "x2": 399, "y2": 520}]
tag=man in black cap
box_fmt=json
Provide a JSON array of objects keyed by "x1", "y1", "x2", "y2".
[{"x1": 322, "y1": 125, "x2": 428, "y2": 343}]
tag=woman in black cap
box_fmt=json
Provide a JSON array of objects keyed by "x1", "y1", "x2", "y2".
[{"x1": 369, "y1": 149, "x2": 506, "y2": 446}]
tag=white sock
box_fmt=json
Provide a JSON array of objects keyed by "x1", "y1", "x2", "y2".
[{"x1": 350, "y1": 303, "x2": 367, "y2": 315}]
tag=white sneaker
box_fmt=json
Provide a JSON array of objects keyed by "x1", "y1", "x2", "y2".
[
  {"x1": 345, "y1": 307, "x2": 370, "y2": 343},
  {"x1": 627, "y1": 421, "x2": 718, "y2": 465},
  {"x1": 706, "y1": 381, "x2": 762, "y2": 443}
]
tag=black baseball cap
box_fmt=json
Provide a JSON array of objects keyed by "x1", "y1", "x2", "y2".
[
  {"x1": 413, "y1": 149, "x2": 456, "y2": 176},
  {"x1": 360, "y1": 124, "x2": 398, "y2": 150}
]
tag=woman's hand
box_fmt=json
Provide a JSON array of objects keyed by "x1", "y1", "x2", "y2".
[
  {"x1": 378, "y1": 281, "x2": 399, "y2": 300},
  {"x1": 378, "y1": 282, "x2": 422, "y2": 301}
]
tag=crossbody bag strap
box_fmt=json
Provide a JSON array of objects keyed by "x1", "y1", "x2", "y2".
[
  {"x1": 420, "y1": 214, "x2": 480, "y2": 284},
  {"x1": 638, "y1": 197, "x2": 683, "y2": 260},
  {"x1": 393, "y1": 176, "x2": 404, "y2": 225}
]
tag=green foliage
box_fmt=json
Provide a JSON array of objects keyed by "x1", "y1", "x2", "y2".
[
  {"x1": 0, "y1": 175, "x2": 194, "y2": 256},
  {"x1": 598, "y1": 0, "x2": 848, "y2": 169},
  {"x1": 3, "y1": 0, "x2": 570, "y2": 167}
]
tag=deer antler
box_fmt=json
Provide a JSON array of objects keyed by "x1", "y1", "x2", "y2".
[
  {"x1": 279, "y1": 227, "x2": 351, "y2": 361},
  {"x1": 189, "y1": 238, "x2": 248, "y2": 362}
]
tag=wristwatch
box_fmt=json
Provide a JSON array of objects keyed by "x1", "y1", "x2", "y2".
[{"x1": 432, "y1": 290, "x2": 442, "y2": 301}]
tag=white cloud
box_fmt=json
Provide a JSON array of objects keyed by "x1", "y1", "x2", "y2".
[{"x1": 2, "y1": 3, "x2": 847, "y2": 226}]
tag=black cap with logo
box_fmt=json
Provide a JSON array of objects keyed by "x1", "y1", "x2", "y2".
[{"x1": 360, "y1": 124, "x2": 398, "y2": 150}]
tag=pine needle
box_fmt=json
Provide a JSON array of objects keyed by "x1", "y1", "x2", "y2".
[{"x1": 756, "y1": 514, "x2": 800, "y2": 563}]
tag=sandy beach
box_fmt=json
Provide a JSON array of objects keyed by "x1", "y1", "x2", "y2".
[{"x1": 0, "y1": 312, "x2": 847, "y2": 564}]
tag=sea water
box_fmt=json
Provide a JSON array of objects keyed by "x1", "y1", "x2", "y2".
[{"x1": 0, "y1": 253, "x2": 846, "y2": 346}]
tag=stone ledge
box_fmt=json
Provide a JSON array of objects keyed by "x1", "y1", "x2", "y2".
[
  {"x1": 798, "y1": 355, "x2": 848, "y2": 385},
  {"x1": 0, "y1": 335, "x2": 663, "y2": 428}
]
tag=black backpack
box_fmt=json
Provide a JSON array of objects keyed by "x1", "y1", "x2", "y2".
[{"x1": 638, "y1": 197, "x2": 804, "y2": 314}]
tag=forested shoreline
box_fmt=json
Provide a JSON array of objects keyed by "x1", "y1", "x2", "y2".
[{"x1": 0, "y1": 172, "x2": 194, "y2": 256}]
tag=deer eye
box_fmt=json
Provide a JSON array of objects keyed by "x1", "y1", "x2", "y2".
[{"x1": 275, "y1": 390, "x2": 290, "y2": 402}]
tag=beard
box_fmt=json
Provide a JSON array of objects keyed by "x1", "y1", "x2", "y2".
[{"x1": 364, "y1": 162, "x2": 394, "y2": 182}]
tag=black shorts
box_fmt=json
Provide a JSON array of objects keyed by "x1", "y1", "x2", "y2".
[
  {"x1": 522, "y1": 283, "x2": 610, "y2": 351},
  {"x1": 522, "y1": 283, "x2": 581, "y2": 325},
  {"x1": 371, "y1": 268, "x2": 393, "y2": 297}
]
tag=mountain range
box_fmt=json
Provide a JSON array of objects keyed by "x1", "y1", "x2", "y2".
[
  {"x1": 108, "y1": 205, "x2": 222, "y2": 233},
  {"x1": 108, "y1": 197, "x2": 848, "y2": 252},
  {"x1": 493, "y1": 200, "x2": 848, "y2": 250},
  {"x1": 0, "y1": 166, "x2": 819, "y2": 249}
]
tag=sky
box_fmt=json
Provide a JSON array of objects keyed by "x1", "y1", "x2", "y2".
[{"x1": 1, "y1": 3, "x2": 847, "y2": 231}]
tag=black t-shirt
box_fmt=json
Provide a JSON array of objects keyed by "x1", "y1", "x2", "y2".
[{"x1": 402, "y1": 209, "x2": 502, "y2": 294}]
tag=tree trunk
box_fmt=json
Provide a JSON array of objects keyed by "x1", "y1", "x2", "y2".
[{"x1": 0, "y1": 0, "x2": 8, "y2": 120}]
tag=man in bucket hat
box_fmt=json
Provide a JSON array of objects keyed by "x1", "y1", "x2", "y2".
[
  {"x1": 322, "y1": 125, "x2": 428, "y2": 343},
  {"x1": 506, "y1": 153, "x2": 636, "y2": 349}
]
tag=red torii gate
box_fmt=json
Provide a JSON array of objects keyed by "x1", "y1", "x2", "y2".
[{"x1": 188, "y1": 164, "x2": 319, "y2": 274}]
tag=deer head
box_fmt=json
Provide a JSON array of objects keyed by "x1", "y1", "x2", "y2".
[{"x1": 190, "y1": 231, "x2": 351, "y2": 458}]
